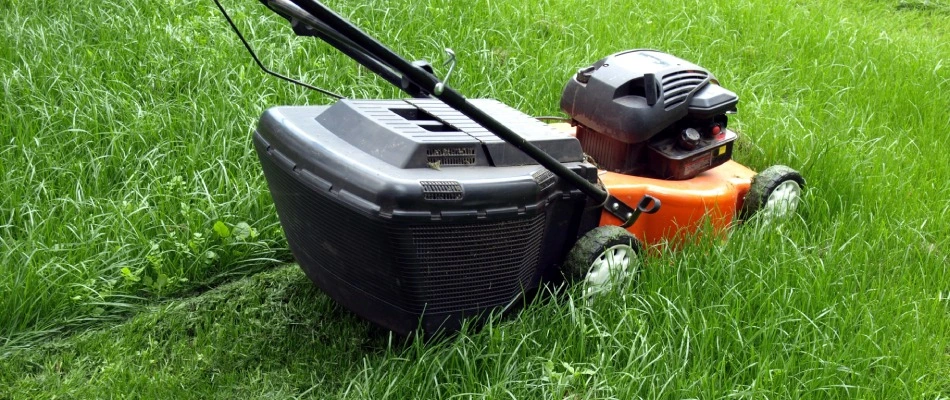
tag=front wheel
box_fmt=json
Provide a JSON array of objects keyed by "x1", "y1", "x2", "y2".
[
  {"x1": 743, "y1": 165, "x2": 805, "y2": 220},
  {"x1": 562, "y1": 225, "x2": 642, "y2": 297}
]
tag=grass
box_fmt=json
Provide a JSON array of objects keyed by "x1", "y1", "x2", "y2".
[{"x1": 1, "y1": 0, "x2": 948, "y2": 398}]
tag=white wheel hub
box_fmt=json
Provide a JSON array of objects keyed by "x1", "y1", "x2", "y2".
[
  {"x1": 762, "y1": 180, "x2": 802, "y2": 219},
  {"x1": 583, "y1": 244, "x2": 636, "y2": 296}
]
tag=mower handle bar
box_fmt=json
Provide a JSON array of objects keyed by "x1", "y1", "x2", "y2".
[
  {"x1": 263, "y1": 0, "x2": 428, "y2": 97},
  {"x1": 261, "y1": 0, "x2": 656, "y2": 226}
]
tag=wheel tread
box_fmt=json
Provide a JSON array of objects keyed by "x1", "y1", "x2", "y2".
[
  {"x1": 742, "y1": 165, "x2": 805, "y2": 218},
  {"x1": 562, "y1": 225, "x2": 641, "y2": 283}
]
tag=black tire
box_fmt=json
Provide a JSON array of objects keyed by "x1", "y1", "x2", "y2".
[
  {"x1": 742, "y1": 165, "x2": 805, "y2": 219},
  {"x1": 562, "y1": 225, "x2": 642, "y2": 291}
]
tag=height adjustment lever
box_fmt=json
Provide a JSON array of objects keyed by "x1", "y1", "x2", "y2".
[{"x1": 605, "y1": 194, "x2": 661, "y2": 228}]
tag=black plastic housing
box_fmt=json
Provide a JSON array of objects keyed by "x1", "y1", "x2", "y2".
[
  {"x1": 561, "y1": 50, "x2": 738, "y2": 145},
  {"x1": 254, "y1": 100, "x2": 599, "y2": 335}
]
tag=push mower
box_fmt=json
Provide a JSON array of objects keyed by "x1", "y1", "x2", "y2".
[{"x1": 215, "y1": 0, "x2": 804, "y2": 335}]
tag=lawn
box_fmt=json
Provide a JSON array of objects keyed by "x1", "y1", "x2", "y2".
[{"x1": 1, "y1": 0, "x2": 948, "y2": 398}]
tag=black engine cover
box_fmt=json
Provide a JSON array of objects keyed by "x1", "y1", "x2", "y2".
[{"x1": 561, "y1": 50, "x2": 738, "y2": 144}]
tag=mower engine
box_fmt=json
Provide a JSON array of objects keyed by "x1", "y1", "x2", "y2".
[{"x1": 561, "y1": 50, "x2": 739, "y2": 179}]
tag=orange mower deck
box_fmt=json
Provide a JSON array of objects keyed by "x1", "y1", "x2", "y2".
[
  {"x1": 551, "y1": 122, "x2": 756, "y2": 245},
  {"x1": 599, "y1": 161, "x2": 755, "y2": 245}
]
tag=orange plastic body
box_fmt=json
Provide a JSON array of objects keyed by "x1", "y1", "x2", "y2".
[
  {"x1": 599, "y1": 162, "x2": 755, "y2": 245},
  {"x1": 551, "y1": 123, "x2": 756, "y2": 246}
]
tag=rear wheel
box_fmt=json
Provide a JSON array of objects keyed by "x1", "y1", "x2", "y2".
[
  {"x1": 562, "y1": 225, "x2": 642, "y2": 297},
  {"x1": 743, "y1": 165, "x2": 804, "y2": 220}
]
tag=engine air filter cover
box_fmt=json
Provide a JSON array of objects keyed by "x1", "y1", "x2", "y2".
[{"x1": 561, "y1": 50, "x2": 738, "y2": 144}]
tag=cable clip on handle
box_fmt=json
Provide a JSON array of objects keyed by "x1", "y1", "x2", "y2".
[{"x1": 432, "y1": 48, "x2": 456, "y2": 95}]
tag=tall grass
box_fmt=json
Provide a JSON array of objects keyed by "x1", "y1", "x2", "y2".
[
  {"x1": 1, "y1": 0, "x2": 948, "y2": 397},
  {"x1": 0, "y1": 0, "x2": 308, "y2": 340}
]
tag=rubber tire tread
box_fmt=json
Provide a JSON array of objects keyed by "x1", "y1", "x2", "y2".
[
  {"x1": 562, "y1": 225, "x2": 641, "y2": 283},
  {"x1": 742, "y1": 165, "x2": 805, "y2": 218}
]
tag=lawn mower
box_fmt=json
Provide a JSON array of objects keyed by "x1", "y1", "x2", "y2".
[{"x1": 215, "y1": 0, "x2": 804, "y2": 335}]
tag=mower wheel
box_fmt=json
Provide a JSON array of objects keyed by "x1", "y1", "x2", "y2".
[
  {"x1": 743, "y1": 165, "x2": 804, "y2": 220},
  {"x1": 562, "y1": 225, "x2": 642, "y2": 296}
]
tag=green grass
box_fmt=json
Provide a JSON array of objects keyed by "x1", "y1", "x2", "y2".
[{"x1": 1, "y1": 0, "x2": 949, "y2": 398}]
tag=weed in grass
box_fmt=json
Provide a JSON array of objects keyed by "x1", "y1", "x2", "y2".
[{"x1": 0, "y1": 0, "x2": 299, "y2": 341}]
